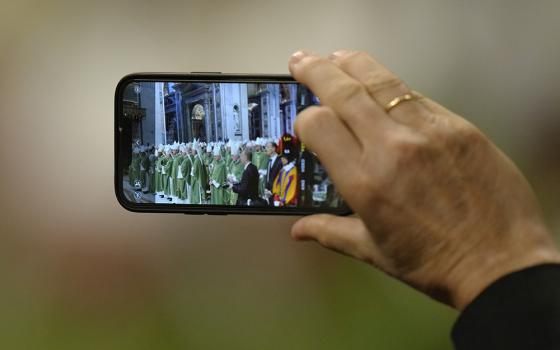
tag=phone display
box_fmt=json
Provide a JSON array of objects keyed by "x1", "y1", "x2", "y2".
[{"x1": 115, "y1": 73, "x2": 350, "y2": 215}]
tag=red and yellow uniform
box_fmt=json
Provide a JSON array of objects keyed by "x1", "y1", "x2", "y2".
[{"x1": 272, "y1": 162, "x2": 298, "y2": 206}]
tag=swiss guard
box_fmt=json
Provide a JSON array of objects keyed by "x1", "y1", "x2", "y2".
[
  {"x1": 272, "y1": 134, "x2": 299, "y2": 207},
  {"x1": 277, "y1": 132, "x2": 300, "y2": 159}
]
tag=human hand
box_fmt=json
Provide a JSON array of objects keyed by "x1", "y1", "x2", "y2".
[{"x1": 288, "y1": 49, "x2": 560, "y2": 310}]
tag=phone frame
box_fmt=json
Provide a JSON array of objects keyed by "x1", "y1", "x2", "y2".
[{"x1": 115, "y1": 72, "x2": 352, "y2": 215}]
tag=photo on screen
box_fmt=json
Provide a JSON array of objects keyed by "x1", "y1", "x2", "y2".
[{"x1": 119, "y1": 81, "x2": 345, "y2": 209}]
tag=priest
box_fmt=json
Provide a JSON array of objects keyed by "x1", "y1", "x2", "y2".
[
  {"x1": 226, "y1": 142, "x2": 244, "y2": 205},
  {"x1": 176, "y1": 144, "x2": 192, "y2": 204},
  {"x1": 209, "y1": 144, "x2": 227, "y2": 205},
  {"x1": 188, "y1": 141, "x2": 208, "y2": 204},
  {"x1": 253, "y1": 138, "x2": 270, "y2": 198}
]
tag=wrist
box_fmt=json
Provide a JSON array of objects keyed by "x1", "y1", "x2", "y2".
[{"x1": 450, "y1": 229, "x2": 560, "y2": 311}]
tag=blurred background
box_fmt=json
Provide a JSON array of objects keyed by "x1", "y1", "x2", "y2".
[{"x1": 1, "y1": 0, "x2": 559, "y2": 349}]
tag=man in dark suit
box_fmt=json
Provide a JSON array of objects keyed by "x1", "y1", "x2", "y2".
[
  {"x1": 264, "y1": 141, "x2": 282, "y2": 205},
  {"x1": 231, "y1": 149, "x2": 259, "y2": 206}
]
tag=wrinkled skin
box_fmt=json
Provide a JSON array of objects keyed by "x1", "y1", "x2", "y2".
[{"x1": 288, "y1": 50, "x2": 560, "y2": 310}]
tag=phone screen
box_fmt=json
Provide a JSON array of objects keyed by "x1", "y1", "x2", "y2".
[{"x1": 117, "y1": 78, "x2": 348, "y2": 213}]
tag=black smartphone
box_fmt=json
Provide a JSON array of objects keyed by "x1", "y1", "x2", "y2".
[{"x1": 115, "y1": 73, "x2": 351, "y2": 215}]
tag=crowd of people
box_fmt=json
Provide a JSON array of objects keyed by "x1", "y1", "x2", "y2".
[{"x1": 127, "y1": 134, "x2": 302, "y2": 206}]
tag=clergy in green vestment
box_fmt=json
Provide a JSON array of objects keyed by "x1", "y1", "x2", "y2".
[
  {"x1": 154, "y1": 148, "x2": 164, "y2": 196},
  {"x1": 204, "y1": 144, "x2": 215, "y2": 201},
  {"x1": 209, "y1": 145, "x2": 227, "y2": 205},
  {"x1": 221, "y1": 143, "x2": 228, "y2": 160},
  {"x1": 176, "y1": 145, "x2": 192, "y2": 204},
  {"x1": 203, "y1": 144, "x2": 213, "y2": 167},
  {"x1": 169, "y1": 145, "x2": 183, "y2": 203},
  {"x1": 226, "y1": 142, "x2": 244, "y2": 205},
  {"x1": 188, "y1": 143, "x2": 208, "y2": 204},
  {"x1": 148, "y1": 151, "x2": 156, "y2": 194},
  {"x1": 140, "y1": 149, "x2": 150, "y2": 192},
  {"x1": 162, "y1": 147, "x2": 173, "y2": 199},
  {"x1": 224, "y1": 151, "x2": 232, "y2": 169},
  {"x1": 251, "y1": 143, "x2": 260, "y2": 165},
  {"x1": 252, "y1": 141, "x2": 270, "y2": 198}
]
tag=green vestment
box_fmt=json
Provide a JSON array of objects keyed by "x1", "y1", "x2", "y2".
[
  {"x1": 227, "y1": 159, "x2": 244, "y2": 205},
  {"x1": 189, "y1": 156, "x2": 207, "y2": 204},
  {"x1": 253, "y1": 151, "x2": 269, "y2": 197},
  {"x1": 176, "y1": 156, "x2": 192, "y2": 200},
  {"x1": 155, "y1": 156, "x2": 163, "y2": 193},
  {"x1": 129, "y1": 154, "x2": 141, "y2": 189},
  {"x1": 148, "y1": 155, "x2": 156, "y2": 193},
  {"x1": 162, "y1": 156, "x2": 172, "y2": 196},
  {"x1": 169, "y1": 155, "x2": 182, "y2": 198},
  {"x1": 140, "y1": 154, "x2": 149, "y2": 189},
  {"x1": 210, "y1": 159, "x2": 227, "y2": 205}
]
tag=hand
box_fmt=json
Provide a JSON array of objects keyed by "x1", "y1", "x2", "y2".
[{"x1": 288, "y1": 49, "x2": 560, "y2": 310}]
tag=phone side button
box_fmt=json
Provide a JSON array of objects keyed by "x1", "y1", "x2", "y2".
[{"x1": 190, "y1": 71, "x2": 222, "y2": 74}]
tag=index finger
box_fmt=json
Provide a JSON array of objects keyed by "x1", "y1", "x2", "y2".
[{"x1": 289, "y1": 50, "x2": 393, "y2": 144}]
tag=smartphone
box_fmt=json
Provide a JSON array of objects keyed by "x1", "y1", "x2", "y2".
[{"x1": 115, "y1": 73, "x2": 351, "y2": 215}]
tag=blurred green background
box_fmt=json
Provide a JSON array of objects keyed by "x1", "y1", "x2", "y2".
[{"x1": 1, "y1": 0, "x2": 559, "y2": 349}]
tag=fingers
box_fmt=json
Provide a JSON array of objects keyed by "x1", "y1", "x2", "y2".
[
  {"x1": 289, "y1": 50, "x2": 392, "y2": 145},
  {"x1": 291, "y1": 214, "x2": 385, "y2": 267},
  {"x1": 327, "y1": 50, "x2": 431, "y2": 128},
  {"x1": 294, "y1": 105, "x2": 361, "y2": 194}
]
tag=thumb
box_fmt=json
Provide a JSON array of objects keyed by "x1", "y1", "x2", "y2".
[{"x1": 291, "y1": 214, "x2": 384, "y2": 267}]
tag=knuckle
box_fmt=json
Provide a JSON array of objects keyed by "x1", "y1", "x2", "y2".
[
  {"x1": 456, "y1": 123, "x2": 485, "y2": 144},
  {"x1": 325, "y1": 79, "x2": 367, "y2": 104},
  {"x1": 386, "y1": 130, "x2": 434, "y2": 168},
  {"x1": 363, "y1": 71, "x2": 408, "y2": 96},
  {"x1": 353, "y1": 166, "x2": 385, "y2": 205},
  {"x1": 449, "y1": 122, "x2": 489, "y2": 157}
]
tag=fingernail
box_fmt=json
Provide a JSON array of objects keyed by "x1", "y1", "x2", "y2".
[
  {"x1": 328, "y1": 49, "x2": 352, "y2": 60},
  {"x1": 290, "y1": 50, "x2": 312, "y2": 65}
]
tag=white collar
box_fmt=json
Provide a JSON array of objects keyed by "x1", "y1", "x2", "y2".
[
  {"x1": 244, "y1": 161, "x2": 252, "y2": 170},
  {"x1": 282, "y1": 162, "x2": 294, "y2": 172},
  {"x1": 270, "y1": 154, "x2": 277, "y2": 161}
]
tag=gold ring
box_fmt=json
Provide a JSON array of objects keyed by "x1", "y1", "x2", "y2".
[{"x1": 384, "y1": 92, "x2": 420, "y2": 112}]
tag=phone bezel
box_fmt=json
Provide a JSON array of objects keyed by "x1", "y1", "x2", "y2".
[{"x1": 115, "y1": 72, "x2": 352, "y2": 215}]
